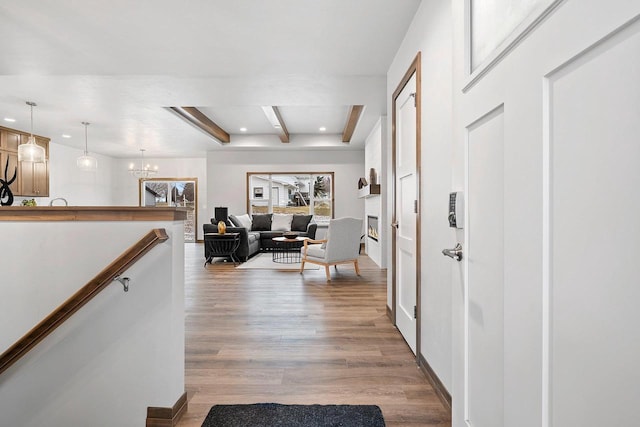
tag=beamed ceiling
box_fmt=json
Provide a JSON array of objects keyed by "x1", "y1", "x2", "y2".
[{"x1": 0, "y1": 0, "x2": 421, "y2": 158}]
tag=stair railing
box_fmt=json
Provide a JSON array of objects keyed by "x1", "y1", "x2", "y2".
[{"x1": 0, "y1": 228, "x2": 169, "y2": 376}]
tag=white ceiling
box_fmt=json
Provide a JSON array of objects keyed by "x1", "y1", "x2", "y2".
[{"x1": 0, "y1": 0, "x2": 420, "y2": 158}]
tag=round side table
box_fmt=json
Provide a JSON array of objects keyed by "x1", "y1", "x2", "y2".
[{"x1": 271, "y1": 236, "x2": 308, "y2": 263}]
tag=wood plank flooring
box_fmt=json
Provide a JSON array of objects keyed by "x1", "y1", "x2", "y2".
[{"x1": 177, "y1": 243, "x2": 451, "y2": 427}]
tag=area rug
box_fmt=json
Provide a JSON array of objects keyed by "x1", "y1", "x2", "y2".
[
  {"x1": 236, "y1": 253, "x2": 319, "y2": 271},
  {"x1": 202, "y1": 403, "x2": 385, "y2": 427}
]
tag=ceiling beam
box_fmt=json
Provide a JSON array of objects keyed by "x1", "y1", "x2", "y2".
[
  {"x1": 342, "y1": 105, "x2": 364, "y2": 143},
  {"x1": 167, "y1": 106, "x2": 230, "y2": 144},
  {"x1": 261, "y1": 106, "x2": 290, "y2": 143}
]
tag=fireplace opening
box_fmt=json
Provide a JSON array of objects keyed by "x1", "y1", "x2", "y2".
[{"x1": 367, "y1": 215, "x2": 379, "y2": 241}]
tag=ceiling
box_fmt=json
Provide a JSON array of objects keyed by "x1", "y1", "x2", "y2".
[{"x1": 0, "y1": 0, "x2": 421, "y2": 158}]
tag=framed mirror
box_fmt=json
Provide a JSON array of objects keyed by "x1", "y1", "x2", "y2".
[{"x1": 139, "y1": 178, "x2": 198, "y2": 242}]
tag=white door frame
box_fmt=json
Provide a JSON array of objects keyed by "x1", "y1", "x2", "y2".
[{"x1": 391, "y1": 52, "x2": 422, "y2": 359}]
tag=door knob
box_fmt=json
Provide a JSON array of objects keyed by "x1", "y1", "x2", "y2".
[{"x1": 442, "y1": 243, "x2": 463, "y2": 261}]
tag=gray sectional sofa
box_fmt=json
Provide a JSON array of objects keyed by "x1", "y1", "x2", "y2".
[{"x1": 205, "y1": 213, "x2": 317, "y2": 262}]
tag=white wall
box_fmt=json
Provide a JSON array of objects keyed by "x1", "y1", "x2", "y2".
[
  {"x1": 111, "y1": 157, "x2": 208, "y2": 240},
  {"x1": 364, "y1": 117, "x2": 385, "y2": 268},
  {"x1": 0, "y1": 219, "x2": 185, "y2": 426},
  {"x1": 206, "y1": 149, "x2": 365, "y2": 238},
  {"x1": 386, "y1": 0, "x2": 454, "y2": 391},
  {"x1": 14, "y1": 142, "x2": 115, "y2": 206},
  {"x1": 13, "y1": 144, "x2": 207, "y2": 242}
]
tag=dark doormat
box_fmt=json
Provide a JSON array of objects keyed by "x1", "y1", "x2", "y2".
[{"x1": 202, "y1": 403, "x2": 385, "y2": 427}]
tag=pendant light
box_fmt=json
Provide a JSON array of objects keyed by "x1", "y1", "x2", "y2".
[
  {"x1": 128, "y1": 149, "x2": 158, "y2": 178},
  {"x1": 17, "y1": 101, "x2": 46, "y2": 163},
  {"x1": 77, "y1": 122, "x2": 98, "y2": 171}
]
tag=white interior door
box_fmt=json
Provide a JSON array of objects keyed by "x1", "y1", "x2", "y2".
[
  {"x1": 545, "y1": 18, "x2": 640, "y2": 426},
  {"x1": 394, "y1": 73, "x2": 417, "y2": 354},
  {"x1": 465, "y1": 106, "x2": 505, "y2": 427},
  {"x1": 454, "y1": 2, "x2": 640, "y2": 426}
]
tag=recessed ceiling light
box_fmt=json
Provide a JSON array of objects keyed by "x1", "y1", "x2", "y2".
[
  {"x1": 62, "y1": 134, "x2": 72, "y2": 138},
  {"x1": 4, "y1": 117, "x2": 15, "y2": 122},
  {"x1": 319, "y1": 126, "x2": 326, "y2": 132},
  {"x1": 240, "y1": 127, "x2": 247, "y2": 132}
]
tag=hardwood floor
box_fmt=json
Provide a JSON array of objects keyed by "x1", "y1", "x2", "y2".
[{"x1": 176, "y1": 243, "x2": 451, "y2": 426}]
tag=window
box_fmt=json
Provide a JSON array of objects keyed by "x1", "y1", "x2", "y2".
[
  {"x1": 247, "y1": 172, "x2": 334, "y2": 224},
  {"x1": 139, "y1": 178, "x2": 197, "y2": 242}
]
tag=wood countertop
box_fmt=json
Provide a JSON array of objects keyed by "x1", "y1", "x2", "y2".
[{"x1": 0, "y1": 206, "x2": 189, "y2": 221}]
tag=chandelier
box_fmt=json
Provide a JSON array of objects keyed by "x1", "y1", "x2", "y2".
[
  {"x1": 77, "y1": 122, "x2": 98, "y2": 171},
  {"x1": 128, "y1": 149, "x2": 158, "y2": 178},
  {"x1": 17, "y1": 101, "x2": 46, "y2": 163}
]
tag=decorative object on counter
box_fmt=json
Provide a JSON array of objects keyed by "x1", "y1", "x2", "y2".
[
  {"x1": 0, "y1": 157, "x2": 17, "y2": 206},
  {"x1": 358, "y1": 177, "x2": 368, "y2": 189},
  {"x1": 17, "y1": 101, "x2": 46, "y2": 163},
  {"x1": 21, "y1": 198, "x2": 37, "y2": 206},
  {"x1": 217, "y1": 220, "x2": 226, "y2": 234},
  {"x1": 369, "y1": 168, "x2": 377, "y2": 185},
  {"x1": 77, "y1": 122, "x2": 98, "y2": 171},
  {"x1": 128, "y1": 149, "x2": 158, "y2": 178},
  {"x1": 49, "y1": 197, "x2": 68, "y2": 206}
]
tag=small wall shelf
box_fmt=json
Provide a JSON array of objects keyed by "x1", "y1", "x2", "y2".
[{"x1": 358, "y1": 184, "x2": 381, "y2": 198}]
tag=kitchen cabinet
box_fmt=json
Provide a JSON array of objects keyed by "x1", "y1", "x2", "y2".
[
  {"x1": 0, "y1": 126, "x2": 49, "y2": 198},
  {"x1": 1, "y1": 129, "x2": 21, "y2": 151},
  {"x1": 0, "y1": 150, "x2": 18, "y2": 196}
]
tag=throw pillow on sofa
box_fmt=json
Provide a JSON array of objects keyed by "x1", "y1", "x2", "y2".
[
  {"x1": 251, "y1": 214, "x2": 272, "y2": 231},
  {"x1": 230, "y1": 214, "x2": 252, "y2": 230},
  {"x1": 291, "y1": 214, "x2": 313, "y2": 232},
  {"x1": 271, "y1": 213, "x2": 293, "y2": 231}
]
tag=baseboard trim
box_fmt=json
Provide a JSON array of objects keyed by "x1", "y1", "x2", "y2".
[
  {"x1": 418, "y1": 353, "x2": 452, "y2": 412},
  {"x1": 386, "y1": 305, "x2": 392, "y2": 321},
  {"x1": 146, "y1": 391, "x2": 188, "y2": 427}
]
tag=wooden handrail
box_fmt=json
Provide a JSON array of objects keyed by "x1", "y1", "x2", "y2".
[{"x1": 0, "y1": 228, "x2": 169, "y2": 376}]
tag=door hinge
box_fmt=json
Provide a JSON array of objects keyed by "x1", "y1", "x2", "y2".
[
  {"x1": 413, "y1": 306, "x2": 417, "y2": 319},
  {"x1": 414, "y1": 199, "x2": 418, "y2": 214}
]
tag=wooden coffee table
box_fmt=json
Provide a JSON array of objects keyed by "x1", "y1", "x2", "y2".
[{"x1": 271, "y1": 236, "x2": 308, "y2": 263}]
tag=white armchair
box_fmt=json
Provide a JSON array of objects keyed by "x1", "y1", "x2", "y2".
[{"x1": 300, "y1": 217, "x2": 363, "y2": 281}]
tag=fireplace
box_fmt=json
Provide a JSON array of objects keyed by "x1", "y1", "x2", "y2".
[{"x1": 367, "y1": 215, "x2": 379, "y2": 241}]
